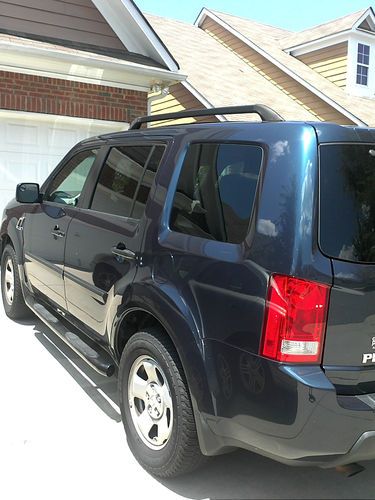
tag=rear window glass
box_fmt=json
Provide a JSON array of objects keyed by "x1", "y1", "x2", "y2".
[{"x1": 320, "y1": 144, "x2": 375, "y2": 263}]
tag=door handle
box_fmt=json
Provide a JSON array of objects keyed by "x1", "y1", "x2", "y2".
[
  {"x1": 111, "y1": 242, "x2": 136, "y2": 261},
  {"x1": 51, "y1": 225, "x2": 65, "y2": 238}
]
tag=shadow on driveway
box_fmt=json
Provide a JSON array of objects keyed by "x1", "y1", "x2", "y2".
[{"x1": 30, "y1": 317, "x2": 375, "y2": 500}]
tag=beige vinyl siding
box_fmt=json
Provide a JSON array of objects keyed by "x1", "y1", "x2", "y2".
[
  {"x1": 149, "y1": 83, "x2": 219, "y2": 127},
  {"x1": 297, "y1": 43, "x2": 348, "y2": 89},
  {"x1": 201, "y1": 18, "x2": 353, "y2": 125},
  {"x1": 0, "y1": 0, "x2": 126, "y2": 50}
]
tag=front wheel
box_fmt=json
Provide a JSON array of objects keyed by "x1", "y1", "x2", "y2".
[
  {"x1": 1, "y1": 244, "x2": 30, "y2": 319},
  {"x1": 118, "y1": 329, "x2": 206, "y2": 478}
]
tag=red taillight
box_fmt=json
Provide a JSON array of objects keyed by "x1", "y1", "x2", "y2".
[{"x1": 260, "y1": 274, "x2": 331, "y2": 364}]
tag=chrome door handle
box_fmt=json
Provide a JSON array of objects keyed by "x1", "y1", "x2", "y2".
[
  {"x1": 51, "y1": 225, "x2": 65, "y2": 238},
  {"x1": 111, "y1": 243, "x2": 136, "y2": 260}
]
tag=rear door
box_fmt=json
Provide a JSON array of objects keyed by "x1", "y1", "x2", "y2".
[
  {"x1": 320, "y1": 142, "x2": 375, "y2": 394},
  {"x1": 63, "y1": 142, "x2": 166, "y2": 336},
  {"x1": 23, "y1": 147, "x2": 100, "y2": 309}
]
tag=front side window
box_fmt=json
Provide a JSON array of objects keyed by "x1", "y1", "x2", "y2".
[
  {"x1": 90, "y1": 145, "x2": 164, "y2": 218},
  {"x1": 170, "y1": 143, "x2": 263, "y2": 244},
  {"x1": 46, "y1": 149, "x2": 99, "y2": 205},
  {"x1": 320, "y1": 144, "x2": 375, "y2": 263},
  {"x1": 357, "y1": 43, "x2": 370, "y2": 86}
]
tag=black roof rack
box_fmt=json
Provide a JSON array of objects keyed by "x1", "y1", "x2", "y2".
[{"x1": 129, "y1": 104, "x2": 284, "y2": 130}]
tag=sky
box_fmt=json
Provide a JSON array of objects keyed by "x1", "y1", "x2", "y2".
[{"x1": 135, "y1": 0, "x2": 374, "y2": 31}]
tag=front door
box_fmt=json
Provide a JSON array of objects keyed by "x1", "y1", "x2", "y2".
[
  {"x1": 64, "y1": 143, "x2": 165, "y2": 335},
  {"x1": 23, "y1": 147, "x2": 100, "y2": 309}
]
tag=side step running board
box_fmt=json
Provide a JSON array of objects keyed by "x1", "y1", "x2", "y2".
[{"x1": 25, "y1": 295, "x2": 115, "y2": 377}]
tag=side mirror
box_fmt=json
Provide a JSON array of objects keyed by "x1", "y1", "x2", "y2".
[{"x1": 16, "y1": 183, "x2": 41, "y2": 203}]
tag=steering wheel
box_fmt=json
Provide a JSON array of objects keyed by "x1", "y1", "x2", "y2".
[{"x1": 49, "y1": 190, "x2": 79, "y2": 205}]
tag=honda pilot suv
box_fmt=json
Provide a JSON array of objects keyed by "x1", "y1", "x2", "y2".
[{"x1": 2, "y1": 105, "x2": 375, "y2": 478}]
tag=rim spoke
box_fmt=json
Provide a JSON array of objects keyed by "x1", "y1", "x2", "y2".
[
  {"x1": 137, "y1": 409, "x2": 154, "y2": 438},
  {"x1": 156, "y1": 413, "x2": 171, "y2": 444},
  {"x1": 143, "y1": 360, "x2": 160, "y2": 383},
  {"x1": 131, "y1": 374, "x2": 148, "y2": 401}
]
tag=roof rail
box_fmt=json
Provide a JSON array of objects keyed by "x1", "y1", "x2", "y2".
[{"x1": 129, "y1": 104, "x2": 284, "y2": 130}]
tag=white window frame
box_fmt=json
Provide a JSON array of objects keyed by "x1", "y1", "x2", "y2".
[
  {"x1": 347, "y1": 33, "x2": 375, "y2": 98},
  {"x1": 356, "y1": 42, "x2": 370, "y2": 86}
]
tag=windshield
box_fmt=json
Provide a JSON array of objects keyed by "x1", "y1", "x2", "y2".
[{"x1": 319, "y1": 143, "x2": 375, "y2": 263}]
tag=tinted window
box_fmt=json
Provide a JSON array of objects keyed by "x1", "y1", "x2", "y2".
[
  {"x1": 170, "y1": 143, "x2": 263, "y2": 244},
  {"x1": 320, "y1": 144, "x2": 375, "y2": 263},
  {"x1": 132, "y1": 145, "x2": 165, "y2": 219},
  {"x1": 91, "y1": 145, "x2": 152, "y2": 217},
  {"x1": 46, "y1": 149, "x2": 98, "y2": 205}
]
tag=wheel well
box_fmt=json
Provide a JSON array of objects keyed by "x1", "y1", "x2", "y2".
[
  {"x1": 116, "y1": 309, "x2": 170, "y2": 359},
  {"x1": 1, "y1": 234, "x2": 12, "y2": 255}
]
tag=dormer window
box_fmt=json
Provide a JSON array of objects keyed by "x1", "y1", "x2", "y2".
[{"x1": 356, "y1": 43, "x2": 370, "y2": 86}]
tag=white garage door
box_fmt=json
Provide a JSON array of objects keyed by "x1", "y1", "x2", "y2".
[{"x1": 0, "y1": 110, "x2": 126, "y2": 212}]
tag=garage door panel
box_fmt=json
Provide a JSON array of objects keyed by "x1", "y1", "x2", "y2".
[
  {"x1": 1, "y1": 156, "x2": 48, "y2": 185},
  {"x1": 0, "y1": 111, "x2": 125, "y2": 213},
  {"x1": 47, "y1": 127, "x2": 78, "y2": 150},
  {"x1": 6, "y1": 123, "x2": 40, "y2": 147}
]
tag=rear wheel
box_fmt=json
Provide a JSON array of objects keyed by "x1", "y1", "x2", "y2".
[
  {"x1": 118, "y1": 329, "x2": 206, "y2": 478},
  {"x1": 1, "y1": 244, "x2": 30, "y2": 319}
]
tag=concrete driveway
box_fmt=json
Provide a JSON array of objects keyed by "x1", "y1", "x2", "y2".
[{"x1": 2, "y1": 306, "x2": 375, "y2": 500}]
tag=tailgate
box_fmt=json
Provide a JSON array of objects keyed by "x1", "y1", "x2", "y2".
[{"x1": 319, "y1": 142, "x2": 375, "y2": 394}]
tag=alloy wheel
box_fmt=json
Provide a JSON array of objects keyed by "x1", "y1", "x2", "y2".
[{"x1": 128, "y1": 355, "x2": 173, "y2": 450}]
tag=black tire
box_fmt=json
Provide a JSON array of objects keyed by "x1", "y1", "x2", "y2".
[
  {"x1": 1, "y1": 244, "x2": 30, "y2": 319},
  {"x1": 118, "y1": 329, "x2": 206, "y2": 478}
]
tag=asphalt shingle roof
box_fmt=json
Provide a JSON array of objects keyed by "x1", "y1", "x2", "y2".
[
  {"x1": 147, "y1": 14, "x2": 319, "y2": 122},
  {"x1": 280, "y1": 9, "x2": 367, "y2": 49},
  {"x1": 200, "y1": 9, "x2": 375, "y2": 126}
]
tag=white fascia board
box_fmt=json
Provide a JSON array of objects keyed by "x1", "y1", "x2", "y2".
[
  {"x1": 196, "y1": 9, "x2": 366, "y2": 126},
  {"x1": 288, "y1": 29, "x2": 375, "y2": 56},
  {"x1": 181, "y1": 81, "x2": 226, "y2": 121},
  {"x1": 287, "y1": 32, "x2": 350, "y2": 56},
  {"x1": 91, "y1": 0, "x2": 179, "y2": 72},
  {"x1": 0, "y1": 40, "x2": 186, "y2": 92}
]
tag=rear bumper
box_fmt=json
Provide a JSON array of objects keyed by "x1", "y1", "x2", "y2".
[{"x1": 196, "y1": 339, "x2": 375, "y2": 467}]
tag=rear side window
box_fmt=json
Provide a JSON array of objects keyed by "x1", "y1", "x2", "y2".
[
  {"x1": 170, "y1": 143, "x2": 263, "y2": 244},
  {"x1": 90, "y1": 145, "x2": 164, "y2": 218},
  {"x1": 320, "y1": 144, "x2": 375, "y2": 263}
]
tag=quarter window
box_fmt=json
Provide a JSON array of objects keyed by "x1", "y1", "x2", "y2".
[
  {"x1": 170, "y1": 143, "x2": 263, "y2": 244},
  {"x1": 45, "y1": 149, "x2": 99, "y2": 205},
  {"x1": 356, "y1": 43, "x2": 370, "y2": 86}
]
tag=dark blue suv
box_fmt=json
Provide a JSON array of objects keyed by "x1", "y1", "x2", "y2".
[{"x1": 2, "y1": 105, "x2": 375, "y2": 478}]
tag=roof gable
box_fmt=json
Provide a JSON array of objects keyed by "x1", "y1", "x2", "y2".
[
  {"x1": 355, "y1": 7, "x2": 375, "y2": 33},
  {"x1": 0, "y1": 0, "x2": 180, "y2": 71},
  {"x1": 0, "y1": 0, "x2": 127, "y2": 54},
  {"x1": 91, "y1": 0, "x2": 179, "y2": 71}
]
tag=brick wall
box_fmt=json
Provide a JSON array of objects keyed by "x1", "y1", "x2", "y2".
[{"x1": 0, "y1": 71, "x2": 147, "y2": 122}]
